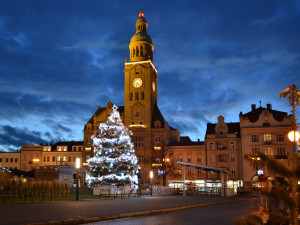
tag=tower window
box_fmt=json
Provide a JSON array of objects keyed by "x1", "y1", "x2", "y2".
[
  {"x1": 129, "y1": 92, "x2": 133, "y2": 101},
  {"x1": 141, "y1": 92, "x2": 144, "y2": 100},
  {"x1": 135, "y1": 92, "x2": 139, "y2": 100}
]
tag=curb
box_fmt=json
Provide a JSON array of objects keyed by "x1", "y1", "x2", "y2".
[{"x1": 27, "y1": 198, "x2": 253, "y2": 225}]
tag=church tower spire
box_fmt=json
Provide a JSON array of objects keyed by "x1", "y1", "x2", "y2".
[{"x1": 129, "y1": 10, "x2": 154, "y2": 62}]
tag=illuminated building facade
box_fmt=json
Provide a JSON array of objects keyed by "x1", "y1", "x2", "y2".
[
  {"x1": 240, "y1": 104, "x2": 294, "y2": 192},
  {"x1": 83, "y1": 11, "x2": 180, "y2": 186}
]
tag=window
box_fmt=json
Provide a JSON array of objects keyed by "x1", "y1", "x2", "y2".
[
  {"x1": 187, "y1": 168, "x2": 192, "y2": 175},
  {"x1": 264, "y1": 134, "x2": 272, "y2": 144},
  {"x1": 15, "y1": 158, "x2": 18, "y2": 163},
  {"x1": 230, "y1": 142, "x2": 235, "y2": 149},
  {"x1": 57, "y1": 156, "x2": 61, "y2": 162},
  {"x1": 187, "y1": 156, "x2": 191, "y2": 163},
  {"x1": 252, "y1": 148, "x2": 259, "y2": 155},
  {"x1": 48, "y1": 147, "x2": 51, "y2": 151},
  {"x1": 137, "y1": 155, "x2": 144, "y2": 164},
  {"x1": 10, "y1": 158, "x2": 13, "y2": 163},
  {"x1": 218, "y1": 154, "x2": 227, "y2": 162},
  {"x1": 179, "y1": 155, "x2": 183, "y2": 162},
  {"x1": 79, "y1": 147, "x2": 82, "y2": 151},
  {"x1": 231, "y1": 156, "x2": 235, "y2": 162},
  {"x1": 73, "y1": 147, "x2": 76, "y2": 151},
  {"x1": 73, "y1": 157, "x2": 76, "y2": 162},
  {"x1": 129, "y1": 92, "x2": 133, "y2": 101},
  {"x1": 252, "y1": 135, "x2": 259, "y2": 142},
  {"x1": 43, "y1": 156, "x2": 46, "y2": 162},
  {"x1": 231, "y1": 169, "x2": 236, "y2": 175},
  {"x1": 197, "y1": 169, "x2": 202, "y2": 174},
  {"x1": 52, "y1": 156, "x2": 56, "y2": 162},
  {"x1": 0, "y1": 158, "x2": 2, "y2": 162},
  {"x1": 276, "y1": 134, "x2": 284, "y2": 142},
  {"x1": 68, "y1": 157, "x2": 71, "y2": 162},
  {"x1": 135, "y1": 92, "x2": 139, "y2": 100},
  {"x1": 47, "y1": 156, "x2": 50, "y2": 162},
  {"x1": 263, "y1": 123, "x2": 270, "y2": 127},
  {"x1": 154, "y1": 136, "x2": 161, "y2": 147},
  {"x1": 63, "y1": 147, "x2": 67, "y2": 151},
  {"x1": 63, "y1": 156, "x2": 66, "y2": 162},
  {"x1": 197, "y1": 156, "x2": 201, "y2": 163},
  {"x1": 277, "y1": 148, "x2": 286, "y2": 156},
  {"x1": 264, "y1": 147, "x2": 274, "y2": 155},
  {"x1": 141, "y1": 92, "x2": 144, "y2": 100},
  {"x1": 6, "y1": 158, "x2": 9, "y2": 162},
  {"x1": 58, "y1": 147, "x2": 62, "y2": 151}
]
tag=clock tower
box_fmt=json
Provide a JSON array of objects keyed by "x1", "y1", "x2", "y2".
[{"x1": 124, "y1": 11, "x2": 157, "y2": 128}]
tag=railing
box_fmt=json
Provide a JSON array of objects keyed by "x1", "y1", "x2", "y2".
[{"x1": 275, "y1": 155, "x2": 288, "y2": 159}]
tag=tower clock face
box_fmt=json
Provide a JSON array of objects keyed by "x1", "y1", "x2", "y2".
[
  {"x1": 152, "y1": 82, "x2": 155, "y2": 92},
  {"x1": 132, "y1": 78, "x2": 143, "y2": 88}
]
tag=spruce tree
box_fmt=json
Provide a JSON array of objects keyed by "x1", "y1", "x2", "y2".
[{"x1": 87, "y1": 105, "x2": 139, "y2": 187}]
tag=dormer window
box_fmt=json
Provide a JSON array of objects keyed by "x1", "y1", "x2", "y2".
[{"x1": 154, "y1": 120, "x2": 161, "y2": 128}]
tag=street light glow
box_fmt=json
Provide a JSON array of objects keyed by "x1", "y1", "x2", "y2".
[
  {"x1": 288, "y1": 131, "x2": 300, "y2": 142},
  {"x1": 150, "y1": 171, "x2": 153, "y2": 179},
  {"x1": 76, "y1": 158, "x2": 80, "y2": 169}
]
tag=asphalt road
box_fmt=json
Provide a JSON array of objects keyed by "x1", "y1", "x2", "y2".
[{"x1": 86, "y1": 198, "x2": 261, "y2": 225}]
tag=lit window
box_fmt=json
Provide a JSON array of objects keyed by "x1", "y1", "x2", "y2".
[
  {"x1": 264, "y1": 147, "x2": 274, "y2": 155},
  {"x1": 63, "y1": 147, "x2": 67, "y2": 151},
  {"x1": 264, "y1": 134, "x2": 272, "y2": 144},
  {"x1": 58, "y1": 147, "x2": 61, "y2": 151},
  {"x1": 252, "y1": 148, "x2": 259, "y2": 155}
]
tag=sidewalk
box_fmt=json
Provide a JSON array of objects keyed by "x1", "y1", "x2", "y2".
[{"x1": 0, "y1": 195, "x2": 257, "y2": 225}]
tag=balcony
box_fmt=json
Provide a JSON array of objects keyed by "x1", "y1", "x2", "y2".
[
  {"x1": 263, "y1": 141, "x2": 272, "y2": 145},
  {"x1": 275, "y1": 155, "x2": 288, "y2": 159}
]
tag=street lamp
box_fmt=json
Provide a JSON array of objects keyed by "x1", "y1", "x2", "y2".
[
  {"x1": 150, "y1": 171, "x2": 153, "y2": 196},
  {"x1": 288, "y1": 130, "x2": 300, "y2": 142},
  {"x1": 75, "y1": 158, "x2": 80, "y2": 201}
]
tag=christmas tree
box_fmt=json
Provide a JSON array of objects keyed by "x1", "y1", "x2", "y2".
[{"x1": 87, "y1": 105, "x2": 139, "y2": 187}]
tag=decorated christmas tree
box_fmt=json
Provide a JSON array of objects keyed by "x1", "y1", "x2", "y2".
[{"x1": 87, "y1": 105, "x2": 139, "y2": 187}]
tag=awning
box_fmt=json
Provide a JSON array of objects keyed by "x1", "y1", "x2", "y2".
[{"x1": 177, "y1": 161, "x2": 228, "y2": 174}]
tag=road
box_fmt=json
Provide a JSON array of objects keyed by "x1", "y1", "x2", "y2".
[{"x1": 86, "y1": 198, "x2": 261, "y2": 225}]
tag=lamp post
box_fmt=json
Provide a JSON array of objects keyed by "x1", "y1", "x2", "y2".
[
  {"x1": 75, "y1": 158, "x2": 80, "y2": 201},
  {"x1": 150, "y1": 171, "x2": 153, "y2": 196}
]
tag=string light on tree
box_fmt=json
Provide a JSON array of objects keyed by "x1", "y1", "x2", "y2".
[{"x1": 87, "y1": 105, "x2": 139, "y2": 187}]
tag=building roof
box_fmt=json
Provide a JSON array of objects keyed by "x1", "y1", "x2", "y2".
[
  {"x1": 240, "y1": 106, "x2": 288, "y2": 122},
  {"x1": 51, "y1": 141, "x2": 83, "y2": 151},
  {"x1": 151, "y1": 104, "x2": 166, "y2": 128},
  {"x1": 206, "y1": 122, "x2": 240, "y2": 138},
  {"x1": 86, "y1": 105, "x2": 124, "y2": 125}
]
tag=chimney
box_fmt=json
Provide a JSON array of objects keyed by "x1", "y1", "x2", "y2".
[
  {"x1": 267, "y1": 104, "x2": 272, "y2": 110},
  {"x1": 251, "y1": 104, "x2": 256, "y2": 111}
]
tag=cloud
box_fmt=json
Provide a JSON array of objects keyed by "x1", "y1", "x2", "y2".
[{"x1": 0, "y1": 125, "x2": 51, "y2": 151}]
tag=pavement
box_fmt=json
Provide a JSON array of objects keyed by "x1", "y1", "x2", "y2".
[{"x1": 0, "y1": 194, "x2": 258, "y2": 225}]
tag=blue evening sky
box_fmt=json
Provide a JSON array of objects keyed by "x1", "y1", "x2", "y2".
[{"x1": 1, "y1": 0, "x2": 300, "y2": 151}]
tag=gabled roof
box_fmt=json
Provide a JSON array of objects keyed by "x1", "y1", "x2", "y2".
[
  {"x1": 151, "y1": 104, "x2": 165, "y2": 128},
  {"x1": 206, "y1": 122, "x2": 240, "y2": 138},
  {"x1": 240, "y1": 106, "x2": 287, "y2": 122},
  {"x1": 86, "y1": 105, "x2": 124, "y2": 125}
]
